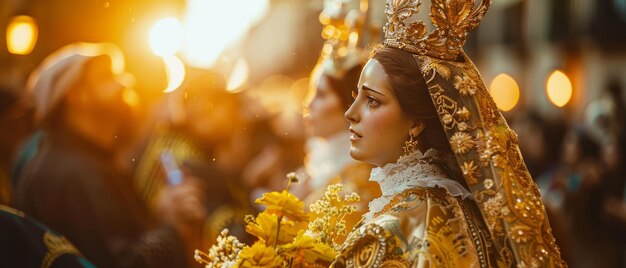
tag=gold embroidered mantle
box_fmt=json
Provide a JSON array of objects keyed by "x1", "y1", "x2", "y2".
[
  {"x1": 416, "y1": 53, "x2": 565, "y2": 267},
  {"x1": 332, "y1": 187, "x2": 497, "y2": 267}
]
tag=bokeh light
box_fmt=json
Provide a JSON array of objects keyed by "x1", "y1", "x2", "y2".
[
  {"x1": 255, "y1": 75, "x2": 294, "y2": 113},
  {"x1": 546, "y1": 70, "x2": 573, "y2": 108},
  {"x1": 289, "y1": 77, "x2": 310, "y2": 115},
  {"x1": 181, "y1": 0, "x2": 270, "y2": 68},
  {"x1": 122, "y1": 88, "x2": 140, "y2": 107},
  {"x1": 6, "y1": 15, "x2": 38, "y2": 55},
  {"x1": 226, "y1": 58, "x2": 249, "y2": 92},
  {"x1": 149, "y1": 18, "x2": 184, "y2": 57},
  {"x1": 489, "y1": 73, "x2": 520, "y2": 112},
  {"x1": 163, "y1": 55, "x2": 185, "y2": 93}
]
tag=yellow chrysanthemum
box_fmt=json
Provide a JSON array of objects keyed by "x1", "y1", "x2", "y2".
[
  {"x1": 282, "y1": 231, "x2": 336, "y2": 265},
  {"x1": 256, "y1": 190, "x2": 308, "y2": 222},
  {"x1": 245, "y1": 212, "x2": 300, "y2": 246},
  {"x1": 235, "y1": 242, "x2": 284, "y2": 268}
]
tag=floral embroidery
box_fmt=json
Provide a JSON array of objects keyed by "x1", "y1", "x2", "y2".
[
  {"x1": 417, "y1": 52, "x2": 565, "y2": 267},
  {"x1": 442, "y1": 113, "x2": 453, "y2": 124},
  {"x1": 508, "y1": 225, "x2": 534, "y2": 244},
  {"x1": 449, "y1": 132, "x2": 474, "y2": 154},
  {"x1": 461, "y1": 161, "x2": 479, "y2": 185},
  {"x1": 454, "y1": 75, "x2": 477, "y2": 96},
  {"x1": 483, "y1": 193, "x2": 505, "y2": 233},
  {"x1": 458, "y1": 122, "x2": 469, "y2": 131},
  {"x1": 456, "y1": 107, "x2": 471, "y2": 121},
  {"x1": 483, "y1": 179, "x2": 494, "y2": 190}
]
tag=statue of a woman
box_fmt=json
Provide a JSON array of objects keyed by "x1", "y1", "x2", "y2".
[{"x1": 332, "y1": 0, "x2": 566, "y2": 266}]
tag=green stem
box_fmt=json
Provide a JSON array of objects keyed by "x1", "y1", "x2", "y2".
[{"x1": 274, "y1": 215, "x2": 283, "y2": 249}]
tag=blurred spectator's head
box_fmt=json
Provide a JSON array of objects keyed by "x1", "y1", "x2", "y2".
[
  {"x1": 0, "y1": 86, "x2": 34, "y2": 165},
  {"x1": 28, "y1": 43, "x2": 139, "y2": 149},
  {"x1": 511, "y1": 110, "x2": 566, "y2": 177},
  {"x1": 304, "y1": 60, "x2": 363, "y2": 139},
  {"x1": 562, "y1": 126, "x2": 601, "y2": 166},
  {"x1": 512, "y1": 110, "x2": 547, "y2": 160},
  {"x1": 584, "y1": 78, "x2": 625, "y2": 170},
  {"x1": 170, "y1": 71, "x2": 242, "y2": 144}
]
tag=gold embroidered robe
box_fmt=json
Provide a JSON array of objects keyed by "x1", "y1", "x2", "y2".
[{"x1": 333, "y1": 186, "x2": 499, "y2": 267}]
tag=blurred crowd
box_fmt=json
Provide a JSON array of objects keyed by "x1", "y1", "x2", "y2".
[
  {"x1": 0, "y1": 40, "x2": 624, "y2": 267},
  {"x1": 0, "y1": 43, "x2": 308, "y2": 267},
  {"x1": 510, "y1": 78, "x2": 626, "y2": 267}
]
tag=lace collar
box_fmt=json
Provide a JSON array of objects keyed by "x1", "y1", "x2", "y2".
[{"x1": 364, "y1": 149, "x2": 472, "y2": 221}]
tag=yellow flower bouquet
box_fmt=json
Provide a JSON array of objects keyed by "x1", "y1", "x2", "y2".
[{"x1": 195, "y1": 173, "x2": 360, "y2": 268}]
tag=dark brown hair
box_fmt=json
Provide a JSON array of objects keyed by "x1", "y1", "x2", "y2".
[
  {"x1": 323, "y1": 64, "x2": 364, "y2": 109},
  {"x1": 371, "y1": 46, "x2": 452, "y2": 155}
]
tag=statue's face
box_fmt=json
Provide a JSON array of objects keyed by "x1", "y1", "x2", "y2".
[
  {"x1": 345, "y1": 59, "x2": 413, "y2": 167},
  {"x1": 305, "y1": 74, "x2": 349, "y2": 139}
]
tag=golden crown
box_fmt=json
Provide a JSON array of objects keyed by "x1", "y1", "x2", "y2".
[
  {"x1": 384, "y1": 0, "x2": 491, "y2": 60},
  {"x1": 317, "y1": 0, "x2": 372, "y2": 79}
]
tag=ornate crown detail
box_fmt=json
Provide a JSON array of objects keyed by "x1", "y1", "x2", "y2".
[
  {"x1": 384, "y1": 0, "x2": 491, "y2": 60},
  {"x1": 317, "y1": 0, "x2": 373, "y2": 78}
]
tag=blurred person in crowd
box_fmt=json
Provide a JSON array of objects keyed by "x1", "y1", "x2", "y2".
[
  {"x1": 511, "y1": 110, "x2": 566, "y2": 179},
  {"x1": 539, "y1": 123, "x2": 625, "y2": 267},
  {"x1": 240, "y1": 100, "x2": 307, "y2": 204},
  {"x1": 15, "y1": 43, "x2": 204, "y2": 268},
  {"x1": 1, "y1": 204, "x2": 95, "y2": 267},
  {"x1": 588, "y1": 78, "x2": 626, "y2": 197},
  {"x1": 0, "y1": 86, "x2": 35, "y2": 205},
  {"x1": 593, "y1": 78, "x2": 626, "y2": 266},
  {"x1": 0, "y1": 86, "x2": 93, "y2": 268},
  {"x1": 537, "y1": 126, "x2": 602, "y2": 207},
  {"x1": 134, "y1": 70, "x2": 255, "y2": 245},
  {"x1": 287, "y1": 0, "x2": 380, "y2": 237}
]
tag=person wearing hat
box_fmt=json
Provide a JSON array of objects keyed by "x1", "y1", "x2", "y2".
[{"x1": 15, "y1": 43, "x2": 205, "y2": 268}]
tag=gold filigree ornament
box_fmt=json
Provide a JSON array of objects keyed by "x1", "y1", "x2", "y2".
[
  {"x1": 461, "y1": 161, "x2": 479, "y2": 185},
  {"x1": 384, "y1": 0, "x2": 491, "y2": 61},
  {"x1": 337, "y1": 224, "x2": 397, "y2": 267},
  {"x1": 381, "y1": 258, "x2": 411, "y2": 268},
  {"x1": 456, "y1": 106, "x2": 471, "y2": 121},
  {"x1": 454, "y1": 74, "x2": 478, "y2": 96},
  {"x1": 42, "y1": 232, "x2": 81, "y2": 268},
  {"x1": 311, "y1": 0, "x2": 373, "y2": 84},
  {"x1": 381, "y1": 0, "x2": 567, "y2": 266},
  {"x1": 402, "y1": 135, "x2": 418, "y2": 156}
]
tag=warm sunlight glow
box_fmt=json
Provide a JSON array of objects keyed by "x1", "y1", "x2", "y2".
[
  {"x1": 255, "y1": 75, "x2": 294, "y2": 113},
  {"x1": 546, "y1": 70, "x2": 573, "y2": 108},
  {"x1": 122, "y1": 88, "x2": 140, "y2": 107},
  {"x1": 149, "y1": 18, "x2": 184, "y2": 56},
  {"x1": 77, "y1": 42, "x2": 126, "y2": 75},
  {"x1": 181, "y1": 0, "x2": 270, "y2": 68},
  {"x1": 6, "y1": 15, "x2": 38, "y2": 55},
  {"x1": 289, "y1": 77, "x2": 310, "y2": 115},
  {"x1": 489, "y1": 73, "x2": 520, "y2": 112},
  {"x1": 163, "y1": 55, "x2": 186, "y2": 93},
  {"x1": 226, "y1": 58, "x2": 249, "y2": 92}
]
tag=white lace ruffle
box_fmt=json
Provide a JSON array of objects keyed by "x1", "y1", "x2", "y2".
[{"x1": 363, "y1": 149, "x2": 472, "y2": 221}]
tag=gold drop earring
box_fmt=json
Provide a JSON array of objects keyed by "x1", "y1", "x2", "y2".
[{"x1": 403, "y1": 135, "x2": 418, "y2": 156}]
